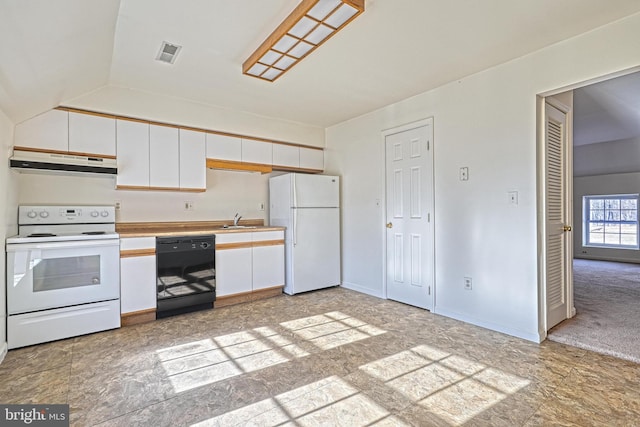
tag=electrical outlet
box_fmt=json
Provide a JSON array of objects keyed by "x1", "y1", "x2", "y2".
[
  {"x1": 184, "y1": 201, "x2": 194, "y2": 211},
  {"x1": 460, "y1": 167, "x2": 469, "y2": 181},
  {"x1": 114, "y1": 201, "x2": 121, "y2": 210},
  {"x1": 464, "y1": 277, "x2": 472, "y2": 290}
]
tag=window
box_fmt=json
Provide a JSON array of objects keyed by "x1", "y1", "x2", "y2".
[{"x1": 583, "y1": 194, "x2": 639, "y2": 248}]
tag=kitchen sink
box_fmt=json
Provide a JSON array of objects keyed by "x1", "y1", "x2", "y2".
[{"x1": 221, "y1": 225, "x2": 257, "y2": 229}]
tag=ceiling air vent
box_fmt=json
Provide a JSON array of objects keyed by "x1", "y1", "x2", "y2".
[{"x1": 156, "y1": 41, "x2": 182, "y2": 64}]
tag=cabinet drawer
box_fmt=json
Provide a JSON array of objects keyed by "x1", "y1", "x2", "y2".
[
  {"x1": 215, "y1": 232, "x2": 252, "y2": 245},
  {"x1": 121, "y1": 237, "x2": 156, "y2": 252},
  {"x1": 252, "y1": 231, "x2": 284, "y2": 242}
]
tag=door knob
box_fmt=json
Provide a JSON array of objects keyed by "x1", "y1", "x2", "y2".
[
  {"x1": 563, "y1": 225, "x2": 572, "y2": 232},
  {"x1": 386, "y1": 222, "x2": 393, "y2": 229}
]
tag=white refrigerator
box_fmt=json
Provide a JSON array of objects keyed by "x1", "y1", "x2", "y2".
[{"x1": 269, "y1": 173, "x2": 341, "y2": 295}]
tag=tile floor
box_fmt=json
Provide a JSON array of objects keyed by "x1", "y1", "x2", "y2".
[{"x1": 1, "y1": 288, "x2": 639, "y2": 426}]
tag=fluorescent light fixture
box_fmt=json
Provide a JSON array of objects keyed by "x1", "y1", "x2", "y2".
[{"x1": 242, "y1": 0, "x2": 365, "y2": 82}]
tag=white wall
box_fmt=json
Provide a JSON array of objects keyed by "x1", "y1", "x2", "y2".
[
  {"x1": 65, "y1": 86, "x2": 325, "y2": 148},
  {"x1": 18, "y1": 168, "x2": 269, "y2": 223},
  {"x1": 0, "y1": 109, "x2": 18, "y2": 361},
  {"x1": 326, "y1": 12, "x2": 640, "y2": 342},
  {"x1": 574, "y1": 137, "x2": 640, "y2": 177},
  {"x1": 574, "y1": 172, "x2": 640, "y2": 263}
]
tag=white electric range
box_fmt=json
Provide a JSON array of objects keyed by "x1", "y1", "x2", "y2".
[{"x1": 6, "y1": 205, "x2": 121, "y2": 349}]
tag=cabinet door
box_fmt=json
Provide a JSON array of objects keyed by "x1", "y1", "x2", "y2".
[
  {"x1": 252, "y1": 245, "x2": 285, "y2": 290},
  {"x1": 299, "y1": 147, "x2": 324, "y2": 170},
  {"x1": 216, "y1": 247, "x2": 252, "y2": 296},
  {"x1": 206, "y1": 133, "x2": 241, "y2": 162},
  {"x1": 272, "y1": 144, "x2": 299, "y2": 168},
  {"x1": 68, "y1": 112, "x2": 116, "y2": 157},
  {"x1": 179, "y1": 129, "x2": 206, "y2": 190},
  {"x1": 215, "y1": 233, "x2": 252, "y2": 296},
  {"x1": 116, "y1": 120, "x2": 150, "y2": 188},
  {"x1": 149, "y1": 125, "x2": 179, "y2": 188},
  {"x1": 252, "y1": 231, "x2": 285, "y2": 290},
  {"x1": 120, "y1": 255, "x2": 157, "y2": 313},
  {"x1": 14, "y1": 109, "x2": 68, "y2": 152},
  {"x1": 242, "y1": 139, "x2": 272, "y2": 165}
]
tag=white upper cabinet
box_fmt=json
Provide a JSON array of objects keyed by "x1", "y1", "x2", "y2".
[
  {"x1": 206, "y1": 133, "x2": 242, "y2": 162},
  {"x1": 14, "y1": 109, "x2": 68, "y2": 152},
  {"x1": 242, "y1": 139, "x2": 272, "y2": 165},
  {"x1": 179, "y1": 129, "x2": 206, "y2": 190},
  {"x1": 116, "y1": 120, "x2": 150, "y2": 188},
  {"x1": 149, "y1": 125, "x2": 180, "y2": 189},
  {"x1": 272, "y1": 144, "x2": 299, "y2": 168},
  {"x1": 68, "y1": 112, "x2": 116, "y2": 157},
  {"x1": 299, "y1": 147, "x2": 324, "y2": 170}
]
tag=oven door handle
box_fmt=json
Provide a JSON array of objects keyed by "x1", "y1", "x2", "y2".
[{"x1": 6, "y1": 239, "x2": 120, "y2": 251}]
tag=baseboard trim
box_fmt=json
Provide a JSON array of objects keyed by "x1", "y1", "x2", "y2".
[
  {"x1": 434, "y1": 307, "x2": 542, "y2": 343},
  {"x1": 340, "y1": 281, "x2": 385, "y2": 299},
  {"x1": 0, "y1": 342, "x2": 8, "y2": 365},
  {"x1": 216, "y1": 286, "x2": 283, "y2": 308},
  {"x1": 121, "y1": 308, "x2": 156, "y2": 326}
]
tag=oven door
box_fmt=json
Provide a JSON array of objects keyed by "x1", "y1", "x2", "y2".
[{"x1": 6, "y1": 239, "x2": 120, "y2": 315}]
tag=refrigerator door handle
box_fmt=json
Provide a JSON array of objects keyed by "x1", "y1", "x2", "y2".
[
  {"x1": 292, "y1": 175, "x2": 297, "y2": 208},
  {"x1": 293, "y1": 208, "x2": 297, "y2": 247}
]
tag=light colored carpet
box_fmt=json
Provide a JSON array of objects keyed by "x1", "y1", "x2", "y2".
[{"x1": 547, "y1": 259, "x2": 640, "y2": 363}]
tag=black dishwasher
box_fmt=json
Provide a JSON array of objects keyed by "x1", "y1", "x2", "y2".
[{"x1": 156, "y1": 235, "x2": 216, "y2": 318}]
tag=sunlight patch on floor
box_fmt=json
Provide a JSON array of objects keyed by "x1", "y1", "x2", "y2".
[
  {"x1": 191, "y1": 376, "x2": 407, "y2": 427},
  {"x1": 157, "y1": 311, "x2": 386, "y2": 393},
  {"x1": 359, "y1": 345, "x2": 530, "y2": 426}
]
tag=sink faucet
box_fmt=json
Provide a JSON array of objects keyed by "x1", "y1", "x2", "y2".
[{"x1": 233, "y1": 213, "x2": 242, "y2": 226}]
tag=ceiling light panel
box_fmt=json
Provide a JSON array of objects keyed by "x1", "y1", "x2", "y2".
[
  {"x1": 243, "y1": 0, "x2": 365, "y2": 82},
  {"x1": 308, "y1": 0, "x2": 342, "y2": 21}
]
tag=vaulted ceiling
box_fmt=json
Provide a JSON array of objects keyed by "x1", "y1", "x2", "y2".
[{"x1": 2, "y1": 0, "x2": 640, "y2": 127}]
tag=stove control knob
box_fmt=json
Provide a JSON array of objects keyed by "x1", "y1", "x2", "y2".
[
  {"x1": 27, "y1": 211, "x2": 37, "y2": 218},
  {"x1": 90, "y1": 211, "x2": 99, "y2": 218},
  {"x1": 39, "y1": 211, "x2": 49, "y2": 218},
  {"x1": 101, "y1": 210, "x2": 109, "y2": 217}
]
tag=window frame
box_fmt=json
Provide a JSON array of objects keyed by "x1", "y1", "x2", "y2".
[{"x1": 583, "y1": 193, "x2": 639, "y2": 250}]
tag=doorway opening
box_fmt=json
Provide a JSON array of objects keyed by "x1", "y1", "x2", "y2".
[{"x1": 542, "y1": 70, "x2": 640, "y2": 363}]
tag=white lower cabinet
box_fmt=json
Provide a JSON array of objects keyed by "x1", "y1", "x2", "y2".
[
  {"x1": 215, "y1": 231, "x2": 284, "y2": 297},
  {"x1": 215, "y1": 233, "x2": 253, "y2": 296},
  {"x1": 120, "y1": 237, "x2": 156, "y2": 314},
  {"x1": 252, "y1": 231, "x2": 285, "y2": 290}
]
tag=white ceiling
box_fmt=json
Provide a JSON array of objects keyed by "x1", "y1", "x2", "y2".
[
  {"x1": 2, "y1": 0, "x2": 640, "y2": 127},
  {"x1": 574, "y1": 71, "x2": 640, "y2": 146}
]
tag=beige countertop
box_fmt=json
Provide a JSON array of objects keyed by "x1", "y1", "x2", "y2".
[{"x1": 116, "y1": 220, "x2": 285, "y2": 238}]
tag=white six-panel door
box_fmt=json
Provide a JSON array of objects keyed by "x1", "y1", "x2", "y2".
[{"x1": 385, "y1": 121, "x2": 434, "y2": 310}]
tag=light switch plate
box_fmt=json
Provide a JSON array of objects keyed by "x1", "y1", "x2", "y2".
[{"x1": 508, "y1": 191, "x2": 518, "y2": 205}]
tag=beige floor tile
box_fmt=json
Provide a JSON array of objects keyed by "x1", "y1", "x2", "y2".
[{"x1": 1, "y1": 287, "x2": 638, "y2": 427}]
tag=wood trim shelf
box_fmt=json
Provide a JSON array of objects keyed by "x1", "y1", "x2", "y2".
[
  {"x1": 116, "y1": 185, "x2": 206, "y2": 193},
  {"x1": 217, "y1": 240, "x2": 284, "y2": 250},
  {"x1": 120, "y1": 248, "x2": 156, "y2": 258},
  {"x1": 116, "y1": 219, "x2": 266, "y2": 235},
  {"x1": 272, "y1": 165, "x2": 323, "y2": 173},
  {"x1": 206, "y1": 159, "x2": 272, "y2": 174}
]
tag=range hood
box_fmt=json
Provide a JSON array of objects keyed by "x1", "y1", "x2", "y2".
[{"x1": 10, "y1": 149, "x2": 117, "y2": 175}]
